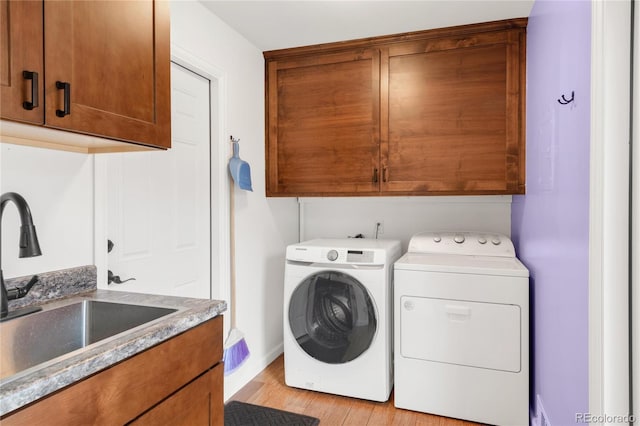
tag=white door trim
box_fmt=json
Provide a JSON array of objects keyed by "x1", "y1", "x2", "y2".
[
  {"x1": 633, "y1": 0, "x2": 640, "y2": 418},
  {"x1": 94, "y1": 45, "x2": 231, "y2": 307},
  {"x1": 590, "y1": 0, "x2": 631, "y2": 421}
]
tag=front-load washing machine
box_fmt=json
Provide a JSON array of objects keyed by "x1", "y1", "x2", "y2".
[
  {"x1": 284, "y1": 238, "x2": 401, "y2": 402},
  {"x1": 394, "y1": 231, "x2": 529, "y2": 426}
]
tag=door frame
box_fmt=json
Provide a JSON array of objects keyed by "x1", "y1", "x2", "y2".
[
  {"x1": 94, "y1": 46, "x2": 231, "y2": 305},
  {"x1": 589, "y1": 0, "x2": 631, "y2": 420}
]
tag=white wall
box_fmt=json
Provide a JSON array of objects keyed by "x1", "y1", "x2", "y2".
[
  {"x1": 301, "y1": 196, "x2": 511, "y2": 251},
  {"x1": 0, "y1": 143, "x2": 94, "y2": 278},
  {"x1": 169, "y1": 0, "x2": 299, "y2": 400}
]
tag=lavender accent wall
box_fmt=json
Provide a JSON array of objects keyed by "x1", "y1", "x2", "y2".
[{"x1": 511, "y1": 1, "x2": 591, "y2": 425}]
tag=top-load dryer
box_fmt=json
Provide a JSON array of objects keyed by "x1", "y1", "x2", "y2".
[{"x1": 393, "y1": 231, "x2": 529, "y2": 426}]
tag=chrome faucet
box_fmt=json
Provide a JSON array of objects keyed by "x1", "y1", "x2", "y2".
[{"x1": 1, "y1": 192, "x2": 43, "y2": 321}]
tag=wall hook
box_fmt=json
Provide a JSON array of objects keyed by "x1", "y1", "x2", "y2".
[
  {"x1": 557, "y1": 91, "x2": 575, "y2": 105},
  {"x1": 230, "y1": 135, "x2": 240, "y2": 143}
]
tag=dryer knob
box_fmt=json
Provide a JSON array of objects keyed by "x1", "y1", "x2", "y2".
[
  {"x1": 478, "y1": 237, "x2": 487, "y2": 244},
  {"x1": 433, "y1": 235, "x2": 442, "y2": 243},
  {"x1": 454, "y1": 234, "x2": 465, "y2": 244},
  {"x1": 327, "y1": 249, "x2": 339, "y2": 261},
  {"x1": 492, "y1": 237, "x2": 501, "y2": 245}
]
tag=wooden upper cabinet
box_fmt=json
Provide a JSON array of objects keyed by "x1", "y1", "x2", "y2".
[
  {"x1": 0, "y1": 0, "x2": 170, "y2": 151},
  {"x1": 266, "y1": 49, "x2": 380, "y2": 196},
  {"x1": 0, "y1": 0, "x2": 44, "y2": 124},
  {"x1": 264, "y1": 19, "x2": 527, "y2": 196},
  {"x1": 381, "y1": 28, "x2": 526, "y2": 194},
  {"x1": 43, "y1": 0, "x2": 170, "y2": 149}
]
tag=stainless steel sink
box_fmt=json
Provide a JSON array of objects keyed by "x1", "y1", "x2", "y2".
[{"x1": 0, "y1": 300, "x2": 177, "y2": 380}]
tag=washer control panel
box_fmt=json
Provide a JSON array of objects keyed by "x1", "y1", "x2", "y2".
[{"x1": 408, "y1": 231, "x2": 515, "y2": 257}]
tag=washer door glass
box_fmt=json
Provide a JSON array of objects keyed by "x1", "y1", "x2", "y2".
[{"x1": 288, "y1": 271, "x2": 377, "y2": 364}]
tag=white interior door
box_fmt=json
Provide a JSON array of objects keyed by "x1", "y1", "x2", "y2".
[{"x1": 105, "y1": 63, "x2": 211, "y2": 299}]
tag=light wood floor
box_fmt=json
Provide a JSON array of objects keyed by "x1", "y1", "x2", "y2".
[{"x1": 228, "y1": 355, "x2": 482, "y2": 426}]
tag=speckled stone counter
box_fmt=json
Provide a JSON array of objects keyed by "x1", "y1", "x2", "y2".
[
  {"x1": 6, "y1": 265, "x2": 97, "y2": 310},
  {"x1": 0, "y1": 276, "x2": 227, "y2": 416}
]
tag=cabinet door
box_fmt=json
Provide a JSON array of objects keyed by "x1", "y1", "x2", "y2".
[
  {"x1": 0, "y1": 0, "x2": 44, "y2": 124},
  {"x1": 381, "y1": 29, "x2": 525, "y2": 194},
  {"x1": 266, "y1": 49, "x2": 380, "y2": 196},
  {"x1": 131, "y1": 365, "x2": 223, "y2": 426},
  {"x1": 43, "y1": 0, "x2": 170, "y2": 149}
]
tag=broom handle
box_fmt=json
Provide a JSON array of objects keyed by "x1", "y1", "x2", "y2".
[{"x1": 229, "y1": 178, "x2": 237, "y2": 329}]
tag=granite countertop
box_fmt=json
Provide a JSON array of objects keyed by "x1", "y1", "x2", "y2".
[{"x1": 0, "y1": 288, "x2": 227, "y2": 416}]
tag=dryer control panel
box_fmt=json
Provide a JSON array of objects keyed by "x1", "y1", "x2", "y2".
[{"x1": 408, "y1": 232, "x2": 515, "y2": 257}]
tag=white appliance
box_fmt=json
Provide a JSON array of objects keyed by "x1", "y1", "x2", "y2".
[
  {"x1": 284, "y1": 238, "x2": 401, "y2": 402},
  {"x1": 394, "y1": 231, "x2": 529, "y2": 426}
]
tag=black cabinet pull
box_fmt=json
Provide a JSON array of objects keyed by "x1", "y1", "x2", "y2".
[
  {"x1": 373, "y1": 168, "x2": 379, "y2": 183},
  {"x1": 382, "y1": 167, "x2": 388, "y2": 182},
  {"x1": 55, "y1": 81, "x2": 70, "y2": 117},
  {"x1": 22, "y1": 71, "x2": 39, "y2": 110}
]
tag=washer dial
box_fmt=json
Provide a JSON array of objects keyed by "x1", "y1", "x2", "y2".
[{"x1": 327, "y1": 249, "x2": 339, "y2": 261}]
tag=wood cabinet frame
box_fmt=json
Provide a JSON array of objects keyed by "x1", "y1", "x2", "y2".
[
  {"x1": 264, "y1": 18, "x2": 527, "y2": 197},
  {"x1": 0, "y1": 0, "x2": 171, "y2": 152}
]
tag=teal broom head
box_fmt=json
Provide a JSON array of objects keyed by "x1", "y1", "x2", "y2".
[{"x1": 223, "y1": 328, "x2": 250, "y2": 376}]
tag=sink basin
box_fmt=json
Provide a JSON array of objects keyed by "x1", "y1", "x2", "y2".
[{"x1": 0, "y1": 300, "x2": 177, "y2": 381}]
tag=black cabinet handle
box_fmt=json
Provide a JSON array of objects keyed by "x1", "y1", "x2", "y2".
[
  {"x1": 373, "y1": 168, "x2": 379, "y2": 183},
  {"x1": 55, "y1": 81, "x2": 70, "y2": 117},
  {"x1": 22, "y1": 71, "x2": 39, "y2": 110},
  {"x1": 382, "y1": 167, "x2": 388, "y2": 182}
]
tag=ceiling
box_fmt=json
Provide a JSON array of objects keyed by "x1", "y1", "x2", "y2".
[{"x1": 200, "y1": 1, "x2": 534, "y2": 52}]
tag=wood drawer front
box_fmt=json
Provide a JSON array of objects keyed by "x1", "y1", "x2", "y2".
[
  {"x1": 266, "y1": 49, "x2": 381, "y2": 196},
  {"x1": 1, "y1": 316, "x2": 223, "y2": 425},
  {"x1": 131, "y1": 364, "x2": 223, "y2": 426}
]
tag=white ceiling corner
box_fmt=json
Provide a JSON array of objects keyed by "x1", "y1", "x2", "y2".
[{"x1": 198, "y1": 0, "x2": 535, "y2": 52}]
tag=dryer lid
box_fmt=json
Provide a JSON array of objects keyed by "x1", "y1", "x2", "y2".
[{"x1": 394, "y1": 252, "x2": 530, "y2": 277}]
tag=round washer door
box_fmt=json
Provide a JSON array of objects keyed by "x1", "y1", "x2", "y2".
[{"x1": 288, "y1": 270, "x2": 377, "y2": 364}]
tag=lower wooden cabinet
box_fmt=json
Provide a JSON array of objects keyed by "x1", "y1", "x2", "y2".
[
  {"x1": 132, "y1": 366, "x2": 223, "y2": 426},
  {"x1": 1, "y1": 316, "x2": 223, "y2": 426}
]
